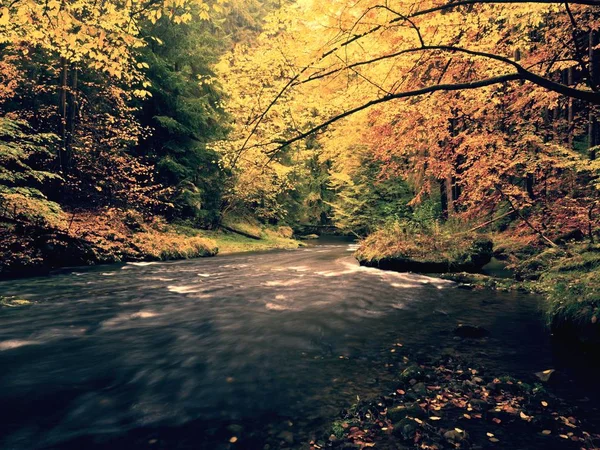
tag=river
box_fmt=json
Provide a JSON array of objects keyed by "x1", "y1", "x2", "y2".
[{"x1": 0, "y1": 238, "x2": 598, "y2": 449}]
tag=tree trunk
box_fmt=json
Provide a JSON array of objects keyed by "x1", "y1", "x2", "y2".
[
  {"x1": 589, "y1": 30, "x2": 599, "y2": 160},
  {"x1": 439, "y1": 179, "x2": 448, "y2": 220},
  {"x1": 568, "y1": 67, "x2": 575, "y2": 147},
  {"x1": 65, "y1": 65, "x2": 78, "y2": 172},
  {"x1": 59, "y1": 58, "x2": 68, "y2": 173},
  {"x1": 526, "y1": 173, "x2": 535, "y2": 200},
  {"x1": 447, "y1": 175, "x2": 455, "y2": 213}
]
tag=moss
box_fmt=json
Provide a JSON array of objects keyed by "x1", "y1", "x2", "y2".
[
  {"x1": 208, "y1": 229, "x2": 300, "y2": 254},
  {"x1": 439, "y1": 272, "x2": 526, "y2": 292},
  {"x1": 1, "y1": 209, "x2": 301, "y2": 279},
  {"x1": 355, "y1": 224, "x2": 492, "y2": 273},
  {"x1": 330, "y1": 420, "x2": 346, "y2": 439}
]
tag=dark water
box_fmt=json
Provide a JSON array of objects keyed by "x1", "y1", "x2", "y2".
[{"x1": 0, "y1": 239, "x2": 597, "y2": 449}]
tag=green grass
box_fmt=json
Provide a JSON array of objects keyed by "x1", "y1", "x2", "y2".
[
  {"x1": 502, "y1": 242, "x2": 600, "y2": 335},
  {"x1": 536, "y1": 247, "x2": 600, "y2": 330},
  {"x1": 170, "y1": 222, "x2": 300, "y2": 255},
  {"x1": 355, "y1": 221, "x2": 492, "y2": 270}
]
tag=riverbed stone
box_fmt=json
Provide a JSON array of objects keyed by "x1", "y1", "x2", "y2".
[
  {"x1": 400, "y1": 365, "x2": 425, "y2": 382},
  {"x1": 278, "y1": 431, "x2": 294, "y2": 444},
  {"x1": 453, "y1": 324, "x2": 490, "y2": 338},
  {"x1": 392, "y1": 417, "x2": 419, "y2": 440},
  {"x1": 411, "y1": 382, "x2": 427, "y2": 396},
  {"x1": 444, "y1": 429, "x2": 469, "y2": 443}
]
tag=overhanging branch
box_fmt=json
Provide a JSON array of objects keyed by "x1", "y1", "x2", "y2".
[{"x1": 266, "y1": 73, "x2": 522, "y2": 154}]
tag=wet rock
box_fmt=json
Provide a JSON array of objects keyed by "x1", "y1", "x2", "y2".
[
  {"x1": 227, "y1": 424, "x2": 244, "y2": 435},
  {"x1": 299, "y1": 234, "x2": 320, "y2": 240},
  {"x1": 387, "y1": 405, "x2": 408, "y2": 422},
  {"x1": 444, "y1": 429, "x2": 469, "y2": 443},
  {"x1": 454, "y1": 324, "x2": 490, "y2": 338},
  {"x1": 400, "y1": 365, "x2": 425, "y2": 383},
  {"x1": 278, "y1": 431, "x2": 294, "y2": 444},
  {"x1": 387, "y1": 402, "x2": 426, "y2": 422},
  {"x1": 411, "y1": 382, "x2": 427, "y2": 396},
  {"x1": 469, "y1": 398, "x2": 490, "y2": 411},
  {"x1": 393, "y1": 418, "x2": 419, "y2": 440}
]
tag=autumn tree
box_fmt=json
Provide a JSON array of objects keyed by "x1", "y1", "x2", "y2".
[{"x1": 217, "y1": 0, "x2": 600, "y2": 238}]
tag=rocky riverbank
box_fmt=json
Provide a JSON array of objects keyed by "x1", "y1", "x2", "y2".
[
  {"x1": 355, "y1": 227, "x2": 493, "y2": 274},
  {"x1": 317, "y1": 347, "x2": 600, "y2": 450},
  {"x1": 0, "y1": 207, "x2": 299, "y2": 279},
  {"x1": 355, "y1": 228, "x2": 600, "y2": 352}
]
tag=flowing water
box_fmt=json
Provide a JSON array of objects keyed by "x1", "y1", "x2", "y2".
[{"x1": 0, "y1": 238, "x2": 598, "y2": 449}]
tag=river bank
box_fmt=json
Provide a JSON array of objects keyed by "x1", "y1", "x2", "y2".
[
  {"x1": 318, "y1": 346, "x2": 600, "y2": 450},
  {"x1": 1, "y1": 240, "x2": 588, "y2": 450},
  {"x1": 354, "y1": 226, "x2": 600, "y2": 350},
  {"x1": 0, "y1": 207, "x2": 300, "y2": 280}
]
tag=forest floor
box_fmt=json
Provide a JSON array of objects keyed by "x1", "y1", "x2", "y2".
[
  {"x1": 316, "y1": 347, "x2": 600, "y2": 450},
  {"x1": 0, "y1": 207, "x2": 300, "y2": 280}
]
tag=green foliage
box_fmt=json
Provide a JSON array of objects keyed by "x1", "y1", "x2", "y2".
[
  {"x1": 330, "y1": 155, "x2": 413, "y2": 235},
  {"x1": 530, "y1": 245, "x2": 600, "y2": 329},
  {"x1": 330, "y1": 421, "x2": 346, "y2": 439},
  {"x1": 0, "y1": 118, "x2": 61, "y2": 191},
  {"x1": 0, "y1": 118, "x2": 68, "y2": 228},
  {"x1": 278, "y1": 150, "x2": 335, "y2": 227},
  {"x1": 136, "y1": 16, "x2": 230, "y2": 226}
]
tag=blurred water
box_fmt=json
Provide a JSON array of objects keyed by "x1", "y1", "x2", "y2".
[{"x1": 0, "y1": 239, "x2": 592, "y2": 449}]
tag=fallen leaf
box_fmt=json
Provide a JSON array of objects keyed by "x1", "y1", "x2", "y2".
[
  {"x1": 430, "y1": 416, "x2": 441, "y2": 421},
  {"x1": 492, "y1": 418, "x2": 502, "y2": 424},
  {"x1": 486, "y1": 432, "x2": 494, "y2": 437},
  {"x1": 520, "y1": 411, "x2": 532, "y2": 421},
  {"x1": 534, "y1": 369, "x2": 555, "y2": 382},
  {"x1": 542, "y1": 430, "x2": 551, "y2": 435},
  {"x1": 489, "y1": 437, "x2": 500, "y2": 443},
  {"x1": 229, "y1": 437, "x2": 238, "y2": 443},
  {"x1": 559, "y1": 434, "x2": 569, "y2": 439},
  {"x1": 541, "y1": 401, "x2": 548, "y2": 407}
]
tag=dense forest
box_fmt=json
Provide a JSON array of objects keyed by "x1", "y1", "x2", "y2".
[
  {"x1": 3, "y1": 1, "x2": 600, "y2": 449},
  {"x1": 4, "y1": 0, "x2": 599, "y2": 332}
]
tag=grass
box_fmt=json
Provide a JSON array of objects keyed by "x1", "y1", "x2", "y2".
[
  {"x1": 1, "y1": 208, "x2": 301, "y2": 278},
  {"x1": 530, "y1": 245, "x2": 600, "y2": 332},
  {"x1": 132, "y1": 230, "x2": 218, "y2": 260},
  {"x1": 171, "y1": 222, "x2": 300, "y2": 254},
  {"x1": 355, "y1": 221, "x2": 493, "y2": 272}
]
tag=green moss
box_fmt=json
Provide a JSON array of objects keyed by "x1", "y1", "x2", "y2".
[
  {"x1": 355, "y1": 223, "x2": 492, "y2": 273},
  {"x1": 171, "y1": 222, "x2": 300, "y2": 254},
  {"x1": 439, "y1": 272, "x2": 526, "y2": 292},
  {"x1": 330, "y1": 420, "x2": 346, "y2": 439}
]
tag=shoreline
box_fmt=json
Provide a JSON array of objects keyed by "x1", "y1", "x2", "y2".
[{"x1": 0, "y1": 209, "x2": 301, "y2": 281}]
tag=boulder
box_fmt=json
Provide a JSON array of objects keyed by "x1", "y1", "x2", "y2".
[{"x1": 453, "y1": 324, "x2": 490, "y2": 338}]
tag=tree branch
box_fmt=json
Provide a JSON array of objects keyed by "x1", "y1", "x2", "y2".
[{"x1": 267, "y1": 73, "x2": 522, "y2": 154}]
